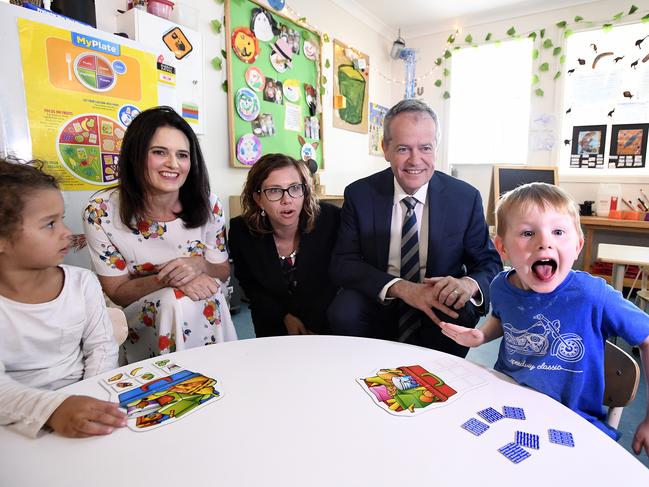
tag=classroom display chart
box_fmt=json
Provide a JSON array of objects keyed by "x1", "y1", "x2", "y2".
[
  {"x1": 561, "y1": 22, "x2": 649, "y2": 173},
  {"x1": 18, "y1": 18, "x2": 158, "y2": 190},
  {"x1": 226, "y1": 0, "x2": 324, "y2": 168},
  {"x1": 101, "y1": 360, "x2": 223, "y2": 432},
  {"x1": 357, "y1": 360, "x2": 487, "y2": 417}
]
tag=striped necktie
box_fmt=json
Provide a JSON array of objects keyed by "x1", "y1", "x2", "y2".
[{"x1": 398, "y1": 196, "x2": 421, "y2": 341}]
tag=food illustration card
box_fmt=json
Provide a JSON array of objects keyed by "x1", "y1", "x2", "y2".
[
  {"x1": 102, "y1": 363, "x2": 222, "y2": 431},
  {"x1": 358, "y1": 361, "x2": 487, "y2": 416}
]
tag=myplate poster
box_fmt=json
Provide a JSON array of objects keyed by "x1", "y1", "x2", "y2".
[{"x1": 18, "y1": 18, "x2": 158, "y2": 190}]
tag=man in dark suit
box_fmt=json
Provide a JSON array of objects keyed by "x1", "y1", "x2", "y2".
[{"x1": 328, "y1": 99, "x2": 501, "y2": 357}]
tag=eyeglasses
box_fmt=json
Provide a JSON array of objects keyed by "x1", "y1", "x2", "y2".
[{"x1": 258, "y1": 183, "x2": 305, "y2": 202}]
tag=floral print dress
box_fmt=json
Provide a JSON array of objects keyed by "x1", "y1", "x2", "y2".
[{"x1": 83, "y1": 189, "x2": 237, "y2": 363}]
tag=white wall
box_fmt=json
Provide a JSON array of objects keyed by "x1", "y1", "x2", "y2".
[
  {"x1": 16, "y1": 0, "x2": 647, "y2": 267},
  {"x1": 98, "y1": 0, "x2": 396, "y2": 214},
  {"x1": 404, "y1": 0, "x2": 649, "y2": 207}
]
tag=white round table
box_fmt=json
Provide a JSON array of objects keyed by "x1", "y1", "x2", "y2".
[{"x1": 1, "y1": 335, "x2": 647, "y2": 486}]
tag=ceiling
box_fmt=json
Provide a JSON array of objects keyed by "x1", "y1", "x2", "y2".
[{"x1": 332, "y1": 0, "x2": 603, "y2": 39}]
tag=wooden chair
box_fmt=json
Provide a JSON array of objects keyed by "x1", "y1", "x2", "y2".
[
  {"x1": 604, "y1": 340, "x2": 640, "y2": 429},
  {"x1": 635, "y1": 266, "x2": 649, "y2": 313},
  {"x1": 106, "y1": 307, "x2": 128, "y2": 345}
]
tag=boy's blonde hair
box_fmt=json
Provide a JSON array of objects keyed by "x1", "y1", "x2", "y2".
[{"x1": 496, "y1": 182, "x2": 583, "y2": 239}]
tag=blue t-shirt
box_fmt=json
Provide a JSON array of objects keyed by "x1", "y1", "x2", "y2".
[{"x1": 491, "y1": 270, "x2": 649, "y2": 439}]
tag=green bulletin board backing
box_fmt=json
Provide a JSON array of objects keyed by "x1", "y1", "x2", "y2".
[{"x1": 226, "y1": 0, "x2": 324, "y2": 169}]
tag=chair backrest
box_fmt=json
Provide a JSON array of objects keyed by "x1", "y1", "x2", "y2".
[
  {"x1": 636, "y1": 266, "x2": 649, "y2": 312},
  {"x1": 603, "y1": 340, "x2": 640, "y2": 429},
  {"x1": 106, "y1": 307, "x2": 128, "y2": 345}
]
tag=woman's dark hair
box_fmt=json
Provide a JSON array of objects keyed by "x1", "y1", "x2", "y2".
[
  {"x1": 117, "y1": 106, "x2": 211, "y2": 229},
  {"x1": 0, "y1": 157, "x2": 59, "y2": 239},
  {"x1": 241, "y1": 153, "x2": 320, "y2": 235}
]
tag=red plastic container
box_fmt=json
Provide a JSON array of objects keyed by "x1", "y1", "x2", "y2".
[{"x1": 147, "y1": 0, "x2": 175, "y2": 19}]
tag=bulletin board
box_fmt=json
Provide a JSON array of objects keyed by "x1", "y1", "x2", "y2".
[
  {"x1": 486, "y1": 165, "x2": 558, "y2": 225},
  {"x1": 225, "y1": 0, "x2": 324, "y2": 169}
]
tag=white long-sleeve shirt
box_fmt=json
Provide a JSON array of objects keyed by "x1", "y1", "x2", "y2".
[{"x1": 0, "y1": 265, "x2": 118, "y2": 437}]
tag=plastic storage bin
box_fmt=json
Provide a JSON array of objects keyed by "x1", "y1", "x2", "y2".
[
  {"x1": 147, "y1": 0, "x2": 174, "y2": 20},
  {"x1": 172, "y1": 1, "x2": 199, "y2": 29}
]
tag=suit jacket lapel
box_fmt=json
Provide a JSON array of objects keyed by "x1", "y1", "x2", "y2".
[
  {"x1": 426, "y1": 172, "x2": 447, "y2": 273},
  {"x1": 374, "y1": 169, "x2": 394, "y2": 270}
]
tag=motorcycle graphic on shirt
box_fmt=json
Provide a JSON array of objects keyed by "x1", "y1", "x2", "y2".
[{"x1": 502, "y1": 313, "x2": 585, "y2": 363}]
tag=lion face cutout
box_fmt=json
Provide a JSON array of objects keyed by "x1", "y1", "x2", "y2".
[{"x1": 231, "y1": 27, "x2": 259, "y2": 63}]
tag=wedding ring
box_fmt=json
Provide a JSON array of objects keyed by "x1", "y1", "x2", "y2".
[{"x1": 452, "y1": 289, "x2": 460, "y2": 295}]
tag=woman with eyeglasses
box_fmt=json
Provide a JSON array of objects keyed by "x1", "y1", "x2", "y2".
[
  {"x1": 83, "y1": 106, "x2": 237, "y2": 363},
  {"x1": 229, "y1": 153, "x2": 340, "y2": 337}
]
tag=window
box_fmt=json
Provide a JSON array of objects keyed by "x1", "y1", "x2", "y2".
[{"x1": 447, "y1": 39, "x2": 533, "y2": 165}]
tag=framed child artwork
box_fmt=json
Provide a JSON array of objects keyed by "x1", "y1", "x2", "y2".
[
  {"x1": 569, "y1": 124, "x2": 607, "y2": 169},
  {"x1": 608, "y1": 123, "x2": 648, "y2": 169},
  {"x1": 332, "y1": 39, "x2": 369, "y2": 134}
]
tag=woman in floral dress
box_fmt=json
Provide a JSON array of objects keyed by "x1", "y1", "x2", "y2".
[{"x1": 83, "y1": 107, "x2": 237, "y2": 363}]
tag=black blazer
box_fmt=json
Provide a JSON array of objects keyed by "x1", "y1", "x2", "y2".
[
  {"x1": 330, "y1": 168, "x2": 502, "y2": 316},
  {"x1": 229, "y1": 203, "x2": 341, "y2": 337}
]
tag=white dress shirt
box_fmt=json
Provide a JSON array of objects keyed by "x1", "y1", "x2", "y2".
[{"x1": 379, "y1": 178, "x2": 483, "y2": 306}]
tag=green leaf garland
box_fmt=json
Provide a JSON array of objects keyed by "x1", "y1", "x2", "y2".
[{"x1": 423, "y1": 3, "x2": 649, "y2": 99}]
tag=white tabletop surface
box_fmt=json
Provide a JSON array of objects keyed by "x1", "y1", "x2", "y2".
[
  {"x1": 597, "y1": 243, "x2": 649, "y2": 266},
  {"x1": 1, "y1": 336, "x2": 648, "y2": 486}
]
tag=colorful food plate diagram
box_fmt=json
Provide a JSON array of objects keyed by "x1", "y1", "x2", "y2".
[
  {"x1": 57, "y1": 114, "x2": 124, "y2": 185},
  {"x1": 358, "y1": 361, "x2": 488, "y2": 417},
  {"x1": 74, "y1": 52, "x2": 116, "y2": 92}
]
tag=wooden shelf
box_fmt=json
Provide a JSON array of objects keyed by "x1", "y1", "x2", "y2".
[
  {"x1": 580, "y1": 216, "x2": 649, "y2": 230},
  {"x1": 580, "y1": 217, "x2": 649, "y2": 292}
]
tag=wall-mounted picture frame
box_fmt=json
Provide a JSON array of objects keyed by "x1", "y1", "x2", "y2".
[
  {"x1": 608, "y1": 123, "x2": 648, "y2": 169},
  {"x1": 332, "y1": 39, "x2": 369, "y2": 134},
  {"x1": 225, "y1": 0, "x2": 324, "y2": 168},
  {"x1": 569, "y1": 124, "x2": 607, "y2": 169},
  {"x1": 368, "y1": 102, "x2": 387, "y2": 156}
]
